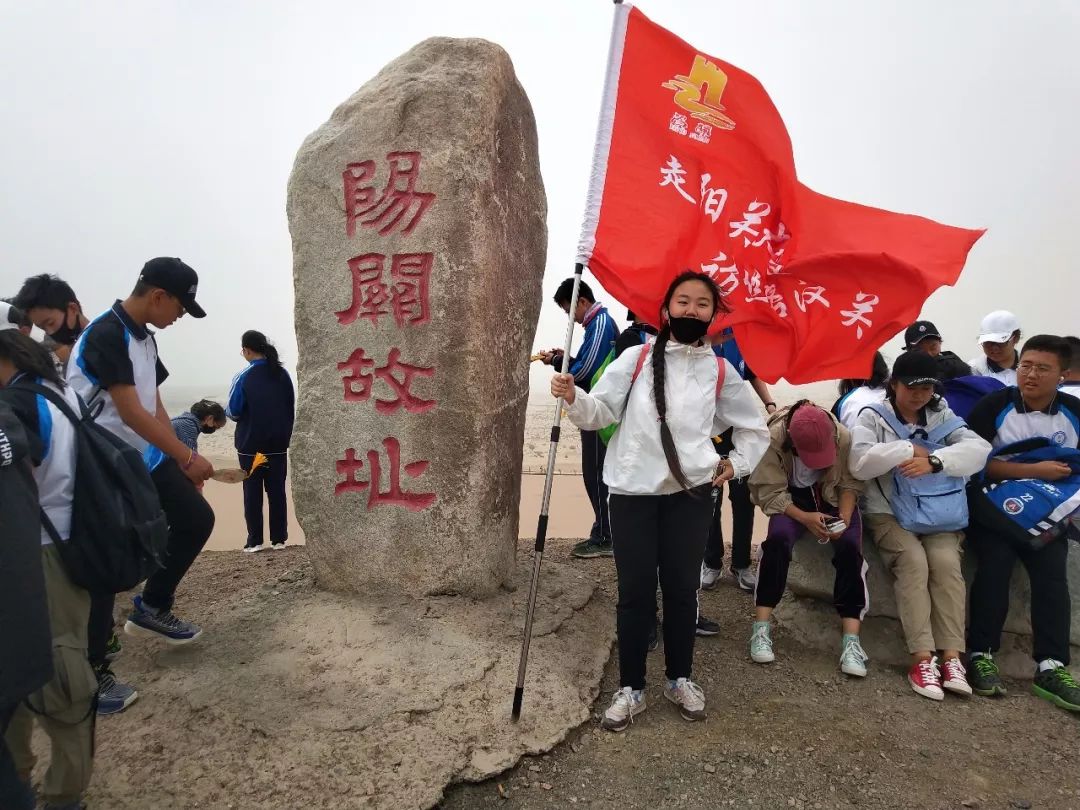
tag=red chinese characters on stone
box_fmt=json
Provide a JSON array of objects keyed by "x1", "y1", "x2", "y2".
[
  {"x1": 338, "y1": 347, "x2": 436, "y2": 414},
  {"x1": 334, "y1": 437, "x2": 436, "y2": 512},
  {"x1": 335, "y1": 252, "x2": 433, "y2": 328},
  {"x1": 343, "y1": 152, "x2": 436, "y2": 238}
]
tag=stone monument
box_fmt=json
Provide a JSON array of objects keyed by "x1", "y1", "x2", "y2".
[{"x1": 288, "y1": 37, "x2": 547, "y2": 598}]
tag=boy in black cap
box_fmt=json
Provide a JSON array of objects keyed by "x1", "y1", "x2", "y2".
[
  {"x1": 903, "y1": 320, "x2": 972, "y2": 381},
  {"x1": 68, "y1": 258, "x2": 215, "y2": 647}
]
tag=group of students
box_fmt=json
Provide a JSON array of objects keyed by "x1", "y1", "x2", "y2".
[
  {"x1": 548, "y1": 272, "x2": 1080, "y2": 732},
  {"x1": 0, "y1": 262, "x2": 294, "y2": 810}
]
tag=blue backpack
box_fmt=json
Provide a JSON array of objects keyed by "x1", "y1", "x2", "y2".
[
  {"x1": 863, "y1": 403, "x2": 970, "y2": 534},
  {"x1": 969, "y1": 438, "x2": 1080, "y2": 550},
  {"x1": 940, "y1": 376, "x2": 1005, "y2": 421}
]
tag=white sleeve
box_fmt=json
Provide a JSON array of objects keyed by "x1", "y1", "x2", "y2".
[
  {"x1": 849, "y1": 407, "x2": 913, "y2": 481},
  {"x1": 563, "y1": 344, "x2": 642, "y2": 431},
  {"x1": 712, "y1": 361, "x2": 770, "y2": 479},
  {"x1": 934, "y1": 412, "x2": 993, "y2": 477}
]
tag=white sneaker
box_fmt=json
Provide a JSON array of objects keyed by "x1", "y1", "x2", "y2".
[
  {"x1": 700, "y1": 564, "x2": 722, "y2": 590},
  {"x1": 750, "y1": 623, "x2": 775, "y2": 663},
  {"x1": 271, "y1": 542, "x2": 287, "y2": 550},
  {"x1": 663, "y1": 677, "x2": 707, "y2": 721},
  {"x1": 601, "y1": 686, "x2": 646, "y2": 732},
  {"x1": 243, "y1": 545, "x2": 265, "y2": 553},
  {"x1": 840, "y1": 636, "x2": 869, "y2": 677}
]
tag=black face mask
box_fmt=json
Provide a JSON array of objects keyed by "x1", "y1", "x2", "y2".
[
  {"x1": 199, "y1": 425, "x2": 217, "y2": 435},
  {"x1": 48, "y1": 312, "x2": 83, "y2": 346},
  {"x1": 668, "y1": 316, "x2": 710, "y2": 345}
]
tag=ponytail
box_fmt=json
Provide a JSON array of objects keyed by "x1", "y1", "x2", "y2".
[
  {"x1": 241, "y1": 330, "x2": 283, "y2": 375},
  {"x1": 0, "y1": 331, "x2": 64, "y2": 388},
  {"x1": 650, "y1": 325, "x2": 693, "y2": 490}
]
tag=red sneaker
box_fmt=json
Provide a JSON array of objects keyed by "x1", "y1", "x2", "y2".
[
  {"x1": 908, "y1": 656, "x2": 944, "y2": 701},
  {"x1": 940, "y1": 657, "x2": 973, "y2": 696}
]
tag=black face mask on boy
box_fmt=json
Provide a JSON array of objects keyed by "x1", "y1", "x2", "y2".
[
  {"x1": 48, "y1": 310, "x2": 84, "y2": 346},
  {"x1": 668, "y1": 316, "x2": 710, "y2": 345}
]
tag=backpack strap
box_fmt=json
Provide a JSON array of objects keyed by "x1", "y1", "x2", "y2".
[
  {"x1": 926, "y1": 416, "x2": 967, "y2": 445},
  {"x1": 859, "y1": 402, "x2": 912, "y2": 441},
  {"x1": 628, "y1": 347, "x2": 726, "y2": 396},
  {"x1": 715, "y1": 356, "x2": 726, "y2": 397},
  {"x1": 11, "y1": 380, "x2": 86, "y2": 426},
  {"x1": 630, "y1": 344, "x2": 650, "y2": 384}
]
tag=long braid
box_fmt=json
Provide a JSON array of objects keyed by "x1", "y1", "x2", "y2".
[{"x1": 651, "y1": 324, "x2": 692, "y2": 490}]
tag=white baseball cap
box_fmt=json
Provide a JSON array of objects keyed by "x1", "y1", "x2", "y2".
[
  {"x1": 977, "y1": 310, "x2": 1021, "y2": 345},
  {"x1": 0, "y1": 301, "x2": 22, "y2": 332}
]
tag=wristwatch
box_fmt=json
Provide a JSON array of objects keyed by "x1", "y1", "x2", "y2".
[{"x1": 928, "y1": 455, "x2": 944, "y2": 473}]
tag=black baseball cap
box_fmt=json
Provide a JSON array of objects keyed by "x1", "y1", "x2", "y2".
[
  {"x1": 139, "y1": 257, "x2": 206, "y2": 318},
  {"x1": 891, "y1": 350, "x2": 939, "y2": 386},
  {"x1": 903, "y1": 320, "x2": 941, "y2": 349}
]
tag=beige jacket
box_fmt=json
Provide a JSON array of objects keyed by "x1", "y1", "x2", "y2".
[{"x1": 749, "y1": 407, "x2": 863, "y2": 516}]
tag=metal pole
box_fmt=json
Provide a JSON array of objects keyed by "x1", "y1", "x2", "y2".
[{"x1": 512, "y1": 263, "x2": 585, "y2": 722}]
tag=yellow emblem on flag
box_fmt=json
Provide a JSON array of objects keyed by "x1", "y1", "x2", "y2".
[{"x1": 661, "y1": 55, "x2": 736, "y2": 131}]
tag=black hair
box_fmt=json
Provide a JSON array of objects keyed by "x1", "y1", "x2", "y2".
[
  {"x1": 1061, "y1": 336, "x2": 1080, "y2": 371},
  {"x1": 131, "y1": 280, "x2": 154, "y2": 297},
  {"x1": 191, "y1": 399, "x2": 226, "y2": 424},
  {"x1": 626, "y1": 309, "x2": 636, "y2": 322},
  {"x1": 0, "y1": 330, "x2": 64, "y2": 387},
  {"x1": 242, "y1": 330, "x2": 283, "y2": 374},
  {"x1": 13, "y1": 274, "x2": 80, "y2": 313},
  {"x1": 652, "y1": 270, "x2": 727, "y2": 490},
  {"x1": 553, "y1": 278, "x2": 594, "y2": 307},
  {"x1": 1020, "y1": 334, "x2": 1071, "y2": 370},
  {"x1": 837, "y1": 351, "x2": 889, "y2": 396}
]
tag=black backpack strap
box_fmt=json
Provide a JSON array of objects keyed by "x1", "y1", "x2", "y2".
[
  {"x1": 39, "y1": 507, "x2": 63, "y2": 545},
  {"x1": 11, "y1": 380, "x2": 86, "y2": 426}
]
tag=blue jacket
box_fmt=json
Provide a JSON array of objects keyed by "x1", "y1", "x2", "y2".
[
  {"x1": 227, "y1": 360, "x2": 295, "y2": 455},
  {"x1": 569, "y1": 303, "x2": 619, "y2": 392}
]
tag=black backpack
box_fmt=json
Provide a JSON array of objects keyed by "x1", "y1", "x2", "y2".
[{"x1": 18, "y1": 381, "x2": 168, "y2": 593}]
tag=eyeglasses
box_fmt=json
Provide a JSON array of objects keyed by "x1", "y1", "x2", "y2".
[{"x1": 1017, "y1": 362, "x2": 1057, "y2": 377}]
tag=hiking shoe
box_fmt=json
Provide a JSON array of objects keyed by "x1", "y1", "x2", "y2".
[
  {"x1": 124, "y1": 595, "x2": 202, "y2": 644},
  {"x1": 969, "y1": 655, "x2": 1007, "y2": 697},
  {"x1": 700, "y1": 564, "x2": 722, "y2": 590},
  {"x1": 1032, "y1": 666, "x2": 1080, "y2": 712},
  {"x1": 840, "y1": 636, "x2": 869, "y2": 677},
  {"x1": 663, "y1": 677, "x2": 707, "y2": 721},
  {"x1": 647, "y1": 618, "x2": 659, "y2": 652},
  {"x1": 730, "y1": 566, "x2": 757, "y2": 592},
  {"x1": 750, "y1": 622, "x2": 775, "y2": 663},
  {"x1": 243, "y1": 544, "x2": 265, "y2": 553},
  {"x1": 696, "y1": 615, "x2": 720, "y2": 637},
  {"x1": 601, "y1": 686, "x2": 646, "y2": 732},
  {"x1": 907, "y1": 657, "x2": 944, "y2": 701},
  {"x1": 271, "y1": 542, "x2": 287, "y2": 550},
  {"x1": 571, "y1": 538, "x2": 614, "y2": 559},
  {"x1": 96, "y1": 667, "x2": 138, "y2": 715},
  {"x1": 941, "y1": 657, "x2": 972, "y2": 696},
  {"x1": 104, "y1": 632, "x2": 123, "y2": 662}
]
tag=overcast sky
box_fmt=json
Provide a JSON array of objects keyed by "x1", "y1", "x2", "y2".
[{"x1": 2, "y1": 1, "x2": 1076, "y2": 401}]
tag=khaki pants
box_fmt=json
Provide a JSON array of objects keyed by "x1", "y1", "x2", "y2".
[
  {"x1": 866, "y1": 513, "x2": 967, "y2": 654},
  {"x1": 5, "y1": 544, "x2": 96, "y2": 805}
]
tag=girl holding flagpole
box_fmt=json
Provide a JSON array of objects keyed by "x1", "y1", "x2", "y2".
[{"x1": 551, "y1": 271, "x2": 768, "y2": 732}]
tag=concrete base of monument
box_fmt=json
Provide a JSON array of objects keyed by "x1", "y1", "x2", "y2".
[{"x1": 75, "y1": 549, "x2": 613, "y2": 810}]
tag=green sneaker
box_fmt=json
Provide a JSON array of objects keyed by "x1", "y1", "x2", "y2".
[
  {"x1": 571, "y1": 538, "x2": 614, "y2": 559},
  {"x1": 969, "y1": 655, "x2": 1007, "y2": 697},
  {"x1": 104, "y1": 632, "x2": 122, "y2": 662},
  {"x1": 1032, "y1": 666, "x2": 1080, "y2": 712}
]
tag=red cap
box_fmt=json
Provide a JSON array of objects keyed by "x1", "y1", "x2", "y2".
[{"x1": 788, "y1": 406, "x2": 836, "y2": 470}]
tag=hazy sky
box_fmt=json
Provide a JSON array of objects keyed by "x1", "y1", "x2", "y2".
[{"x1": 2, "y1": 1, "x2": 1077, "y2": 401}]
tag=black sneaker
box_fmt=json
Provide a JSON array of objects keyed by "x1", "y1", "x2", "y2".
[
  {"x1": 1032, "y1": 666, "x2": 1080, "y2": 712},
  {"x1": 696, "y1": 615, "x2": 720, "y2": 637},
  {"x1": 571, "y1": 538, "x2": 614, "y2": 559},
  {"x1": 969, "y1": 655, "x2": 1007, "y2": 697}
]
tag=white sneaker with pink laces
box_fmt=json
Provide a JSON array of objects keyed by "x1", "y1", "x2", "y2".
[{"x1": 941, "y1": 657, "x2": 973, "y2": 696}]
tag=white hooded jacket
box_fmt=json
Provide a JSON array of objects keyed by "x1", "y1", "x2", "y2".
[
  {"x1": 563, "y1": 340, "x2": 769, "y2": 495},
  {"x1": 848, "y1": 397, "x2": 991, "y2": 517}
]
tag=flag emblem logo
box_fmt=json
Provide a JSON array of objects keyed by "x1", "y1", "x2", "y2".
[{"x1": 661, "y1": 55, "x2": 736, "y2": 131}]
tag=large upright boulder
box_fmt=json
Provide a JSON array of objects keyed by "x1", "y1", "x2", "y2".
[{"x1": 288, "y1": 38, "x2": 546, "y2": 598}]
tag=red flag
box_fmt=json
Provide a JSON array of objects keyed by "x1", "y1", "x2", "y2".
[{"x1": 576, "y1": 4, "x2": 984, "y2": 384}]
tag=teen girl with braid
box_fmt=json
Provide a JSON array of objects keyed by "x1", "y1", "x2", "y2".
[{"x1": 551, "y1": 271, "x2": 769, "y2": 732}]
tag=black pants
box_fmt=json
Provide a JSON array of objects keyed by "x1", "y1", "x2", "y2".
[
  {"x1": 580, "y1": 430, "x2": 611, "y2": 541},
  {"x1": 968, "y1": 524, "x2": 1071, "y2": 664},
  {"x1": 240, "y1": 452, "x2": 288, "y2": 546},
  {"x1": 142, "y1": 459, "x2": 215, "y2": 612},
  {"x1": 87, "y1": 592, "x2": 115, "y2": 669},
  {"x1": 0, "y1": 703, "x2": 34, "y2": 810},
  {"x1": 610, "y1": 486, "x2": 713, "y2": 689},
  {"x1": 703, "y1": 478, "x2": 755, "y2": 570}
]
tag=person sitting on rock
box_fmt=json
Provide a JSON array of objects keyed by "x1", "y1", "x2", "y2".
[
  {"x1": 747, "y1": 401, "x2": 868, "y2": 677},
  {"x1": 849, "y1": 351, "x2": 991, "y2": 701},
  {"x1": 550, "y1": 271, "x2": 768, "y2": 733},
  {"x1": 902, "y1": 319, "x2": 973, "y2": 381},
  {"x1": 832, "y1": 351, "x2": 889, "y2": 431}
]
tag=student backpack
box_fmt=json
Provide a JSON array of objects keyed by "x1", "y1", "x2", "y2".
[
  {"x1": 968, "y1": 437, "x2": 1080, "y2": 550},
  {"x1": 940, "y1": 375, "x2": 1005, "y2": 421},
  {"x1": 598, "y1": 345, "x2": 726, "y2": 445},
  {"x1": 862, "y1": 403, "x2": 970, "y2": 534},
  {"x1": 16, "y1": 380, "x2": 168, "y2": 593}
]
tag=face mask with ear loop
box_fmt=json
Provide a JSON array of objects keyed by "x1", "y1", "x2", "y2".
[{"x1": 668, "y1": 316, "x2": 710, "y2": 345}]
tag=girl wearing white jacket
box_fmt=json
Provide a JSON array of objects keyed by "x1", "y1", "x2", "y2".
[
  {"x1": 551, "y1": 271, "x2": 769, "y2": 732},
  {"x1": 849, "y1": 351, "x2": 991, "y2": 701}
]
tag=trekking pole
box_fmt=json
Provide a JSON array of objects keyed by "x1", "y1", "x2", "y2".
[{"x1": 512, "y1": 263, "x2": 585, "y2": 722}]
